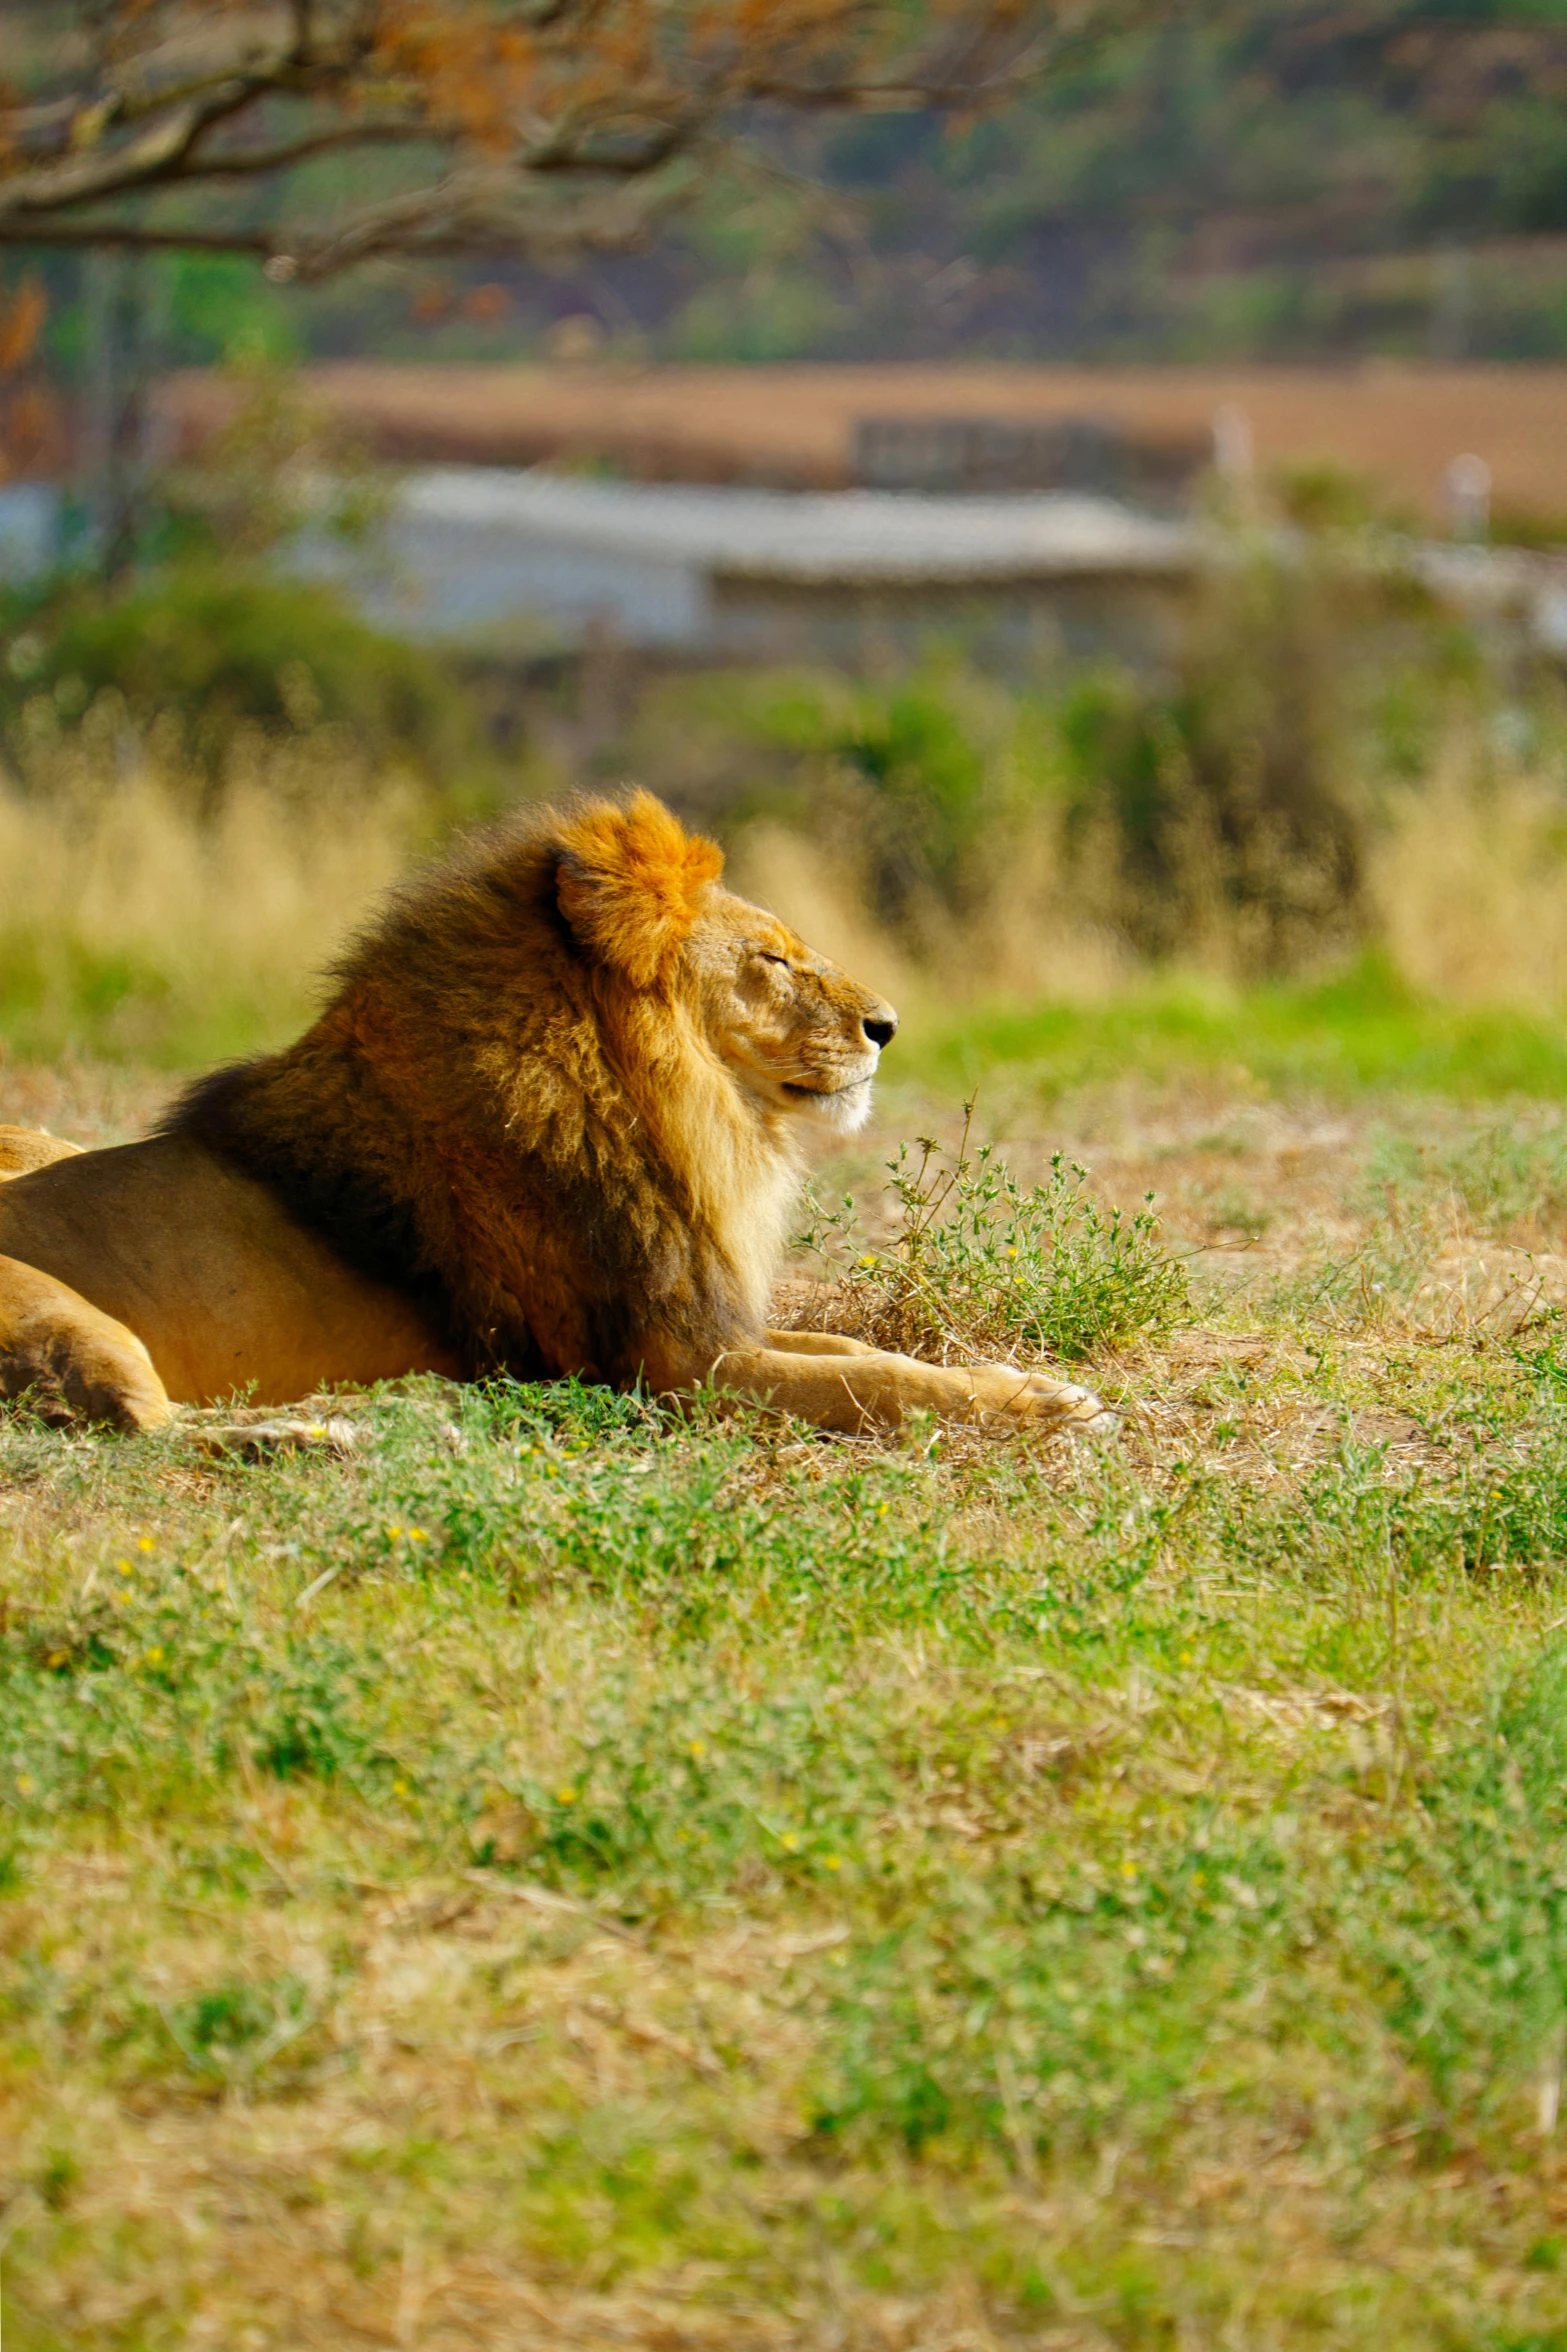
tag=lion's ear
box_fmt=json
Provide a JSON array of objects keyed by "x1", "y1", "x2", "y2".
[{"x1": 555, "y1": 791, "x2": 725, "y2": 988}]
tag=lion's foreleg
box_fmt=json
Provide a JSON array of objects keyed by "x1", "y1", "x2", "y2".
[
  {"x1": 702, "y1": 1341, "x2": 1112, "y2": 1435},
  {"x1": 0, "y1": 1254, "x2": 173, "y2": 1433}
]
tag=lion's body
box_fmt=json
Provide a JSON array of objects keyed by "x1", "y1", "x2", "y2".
[
  {"x1": 0, "y1": 794, "x2": 1108, "y2": 1437},
  {"x1": 0, "y1": 1137, "x2": 457, "y2": 1409}
]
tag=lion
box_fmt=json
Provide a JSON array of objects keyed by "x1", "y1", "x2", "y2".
[{"x1": 0, "y1": 791, "x2": 1109, "y2": 1438}]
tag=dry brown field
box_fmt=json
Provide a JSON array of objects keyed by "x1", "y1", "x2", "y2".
[{"x1": 162, "y1": 359, "x2": 1567, "y2": 528}]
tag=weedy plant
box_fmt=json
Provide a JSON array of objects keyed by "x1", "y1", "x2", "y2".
[{"x1": 799, "y1": 1104, "x2": 1189, "y2": 1364}]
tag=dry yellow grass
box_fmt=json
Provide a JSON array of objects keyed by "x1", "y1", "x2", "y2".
[
  {"x1": 740, "y1": 751, "x2": 1567, "y2": 1019},
  {"x1": 1372, "y1": 755, "x2": 1567, "y2": 1007},
  {"x1": 731, "y1": 818, "x2": 1133, "y2": 1013},
  {"x1": 0, "y1": 720, "x2": 438, "y2": 1064}
]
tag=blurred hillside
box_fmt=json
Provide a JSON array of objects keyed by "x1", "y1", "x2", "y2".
[
  {"x1": 17, "y1": 3, "x2": 1567, "y2": 374},
  {"x1": 756, "y1": 3, "x2": 1567, "y2": 365}
]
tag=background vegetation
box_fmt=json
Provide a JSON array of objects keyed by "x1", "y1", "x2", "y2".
[
  {"x1": 2, "y1": 472, "x2": 1564, "y2": 1067},
  {"x1": 14, "y1": 2, "x2": 1567, "y2": 373}
]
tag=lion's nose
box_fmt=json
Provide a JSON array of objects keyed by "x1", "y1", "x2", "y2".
[{"x1": 862, "y1": 1011, "x2": 898, "y2": 1052}]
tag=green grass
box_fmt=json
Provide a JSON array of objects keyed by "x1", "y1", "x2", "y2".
[
  {"x1": 923, "y1": 957, "x2": 1567, "y2": 1104},
  {"x1": 12, "y1": 1072, "x2": 1567, "y2": 2345}
]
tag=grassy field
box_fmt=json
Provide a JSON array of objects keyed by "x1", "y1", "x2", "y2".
[{"x1": 9, "y1": 1003, "x2": 1567, "y2": 2350}]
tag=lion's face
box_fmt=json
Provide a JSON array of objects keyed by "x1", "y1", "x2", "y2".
[{"x1": 688, "y1": 886, "x2": 898, "y2": 1136}]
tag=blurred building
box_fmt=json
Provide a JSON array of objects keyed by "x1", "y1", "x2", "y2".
[
  {"x1": 305, "y1": 468, "x2": 1199, "y2": 669},
  {"x1": 851, "y1": 414, "x2": 1208, "y2": 509}
]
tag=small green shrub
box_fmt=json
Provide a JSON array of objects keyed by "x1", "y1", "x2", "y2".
[
  {"x1": 814, "y1": 673, "x2": 1002, "y2": 921},
  {"x1": 801, "y1": 1110, "x2": 1188, "y2": 1363},
  {"x1": 165, "y1": 1974, "x2": 314, "y2": 2080}
]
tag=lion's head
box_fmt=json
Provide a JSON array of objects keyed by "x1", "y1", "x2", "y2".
[
  {"x1": 555, "y1": 791, "x2": 898, "y2": 1137},
  {"x1": 688, "y1": 888, "x2": 897, "y2": 1136}
]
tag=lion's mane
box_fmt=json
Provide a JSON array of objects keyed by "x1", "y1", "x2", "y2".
[{"x1": 164, "y1": 792, "x2": 780, "y2": 1386}]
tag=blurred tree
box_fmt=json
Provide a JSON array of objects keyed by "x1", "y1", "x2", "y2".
[{"x1": 0, "y1": 1, "x2": 1077, "y2": 280}]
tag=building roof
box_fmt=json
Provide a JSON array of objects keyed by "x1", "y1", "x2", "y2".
[{"x1": 399, "y1": 467, "x2": 1198, "y2": 584}]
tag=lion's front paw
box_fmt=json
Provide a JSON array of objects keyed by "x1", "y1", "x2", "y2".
[{"x1": 969, "y1": 1363, "x2": 1119, "y2": 1435}]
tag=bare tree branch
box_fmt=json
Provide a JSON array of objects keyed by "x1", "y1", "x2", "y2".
[
  {"x1": 1, "y1": 87, "x2": 258, "y2": 217},
  {"x1": 0, "y1": 220, "x2": 279, "y2": 258},
  {"x1": 172, "y1": 122, "x2": 435, "y2": 180},
  {"x1": 0, "y1": 0, "x2": 1071, "y2": 275}
]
